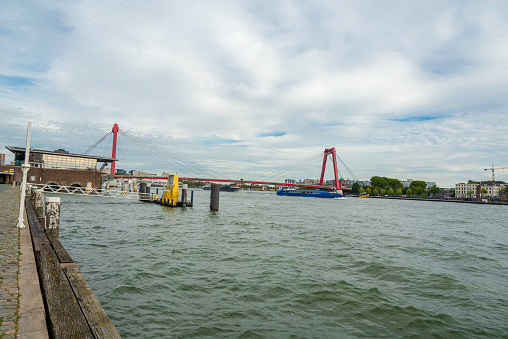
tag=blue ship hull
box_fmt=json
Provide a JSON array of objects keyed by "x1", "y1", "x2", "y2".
[{"x1": 276, "y1": 188, "x2": 345, "y2": 199}]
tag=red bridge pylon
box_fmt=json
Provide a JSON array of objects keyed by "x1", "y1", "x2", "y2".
[
  {"x1": 111, "y1": 123, "x2": 119, "y2": 175},
  {"x1": 319, "y1": 147, "x2": 340, "y2": 190}
]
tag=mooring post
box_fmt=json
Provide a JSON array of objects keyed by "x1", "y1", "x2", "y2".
[
  {"x1": 34, "y1": 189, "x2": 45, "y2": 219},
  {"x1": 181, "y1": 184, "x2": 188, "y2": 204},
  {"x1": 30, "y1": 185, "x2": 37, "y2": 204},
  {"x1": 45, "y1": 197, "x2": 61, "y2": 238},
  {"x1": 210, "y1": 184, "x2": 220, "y2": 211}
]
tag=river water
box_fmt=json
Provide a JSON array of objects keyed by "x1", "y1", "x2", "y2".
[{"x1": 58, "y1": 190, "x2": 507, "y2": 338}]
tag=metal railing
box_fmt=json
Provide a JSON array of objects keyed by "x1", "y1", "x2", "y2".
[{"x1": 31, "y1": 184, "x2": 140, "y2": 199}]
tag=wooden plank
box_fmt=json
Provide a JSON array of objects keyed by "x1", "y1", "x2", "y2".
[
  {"x1": 32, "y1": 234, "x2": 41, "y2": 253},
  {"x1": 36, "y1": 243, "x2": 94, "y2": 339},
  {"x1": 48, "y1": 235, "x2": 74, "y2": 264},
  {"x1": 64, "y1": 265, "x2": 121, "y2": 339},
  {"x1": 25, "y1": 198, "x2": 48, "y2": 247}
]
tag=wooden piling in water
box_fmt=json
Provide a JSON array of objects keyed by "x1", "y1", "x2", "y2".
[{"x1": 210, "y1": 183, "x2": 220, "y2": 211}]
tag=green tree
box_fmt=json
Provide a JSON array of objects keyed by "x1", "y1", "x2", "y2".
[
  {"x1": 415, "y1": 186, "x2": 424, "y2": 196},
  {"x1": 430, "y1": 185, "x2": 440, "y2": 195},
  {"x1": 396, "y1": 188, "x2": 402, "y2": 196},
  {"x1": 373, "y1": 188, "x2": 379, "y2": 195},
  {"x1": 352, "y1": 182, "x2": 360, "y2": 194},
  {"x1": 370, "y1": 176, "x2": 402, "y2": 190},
  {"x1": 370, "y1": 176, "x2": 387, "y2": 189},
  {"x1": 380, "y1": 189, "x2": 387, "y2": 195},
  {"x1": 467, "y1": 190, "x2": 474, "y2": 198},
  {"x1": 387, "y1": 178, "x2": 403, "y2": 190},
  {"x1": 388, "y1": 188, "x2": 394, "y2": 196},
  {"x1": 410, "y1": 180, "x2": 427, "y2": 190},
  {"x1": 359, "y1": 187, "x2": 365, "y2": 193},
  {"x1": 481, "y1": 188, "x2": 488, "y2": 194},
  {"x1": 406, "y1": 188, "x2": 412, "y2": 196},
  {"x1": 366, "y1": 188, "x2": 371, "y2": 194}
]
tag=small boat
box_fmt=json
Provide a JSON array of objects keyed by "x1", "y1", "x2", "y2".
[
  {"x1": 359, "y1": 192, "x2": 369, "y2": 197},
  {"x1": 276, "y1": 187, "x2": 345, "y2": 199}
]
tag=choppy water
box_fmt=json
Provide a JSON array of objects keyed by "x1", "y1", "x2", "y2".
[{"x1": 58, "y1": 190, "x2": 508, "y2": 338}]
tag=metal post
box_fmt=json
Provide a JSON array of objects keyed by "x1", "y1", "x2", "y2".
[
  {"x1": 139, "y1": 183, "x2": 146, "y2": 194},
  {"x1": 45, "y1": 197, "x2": 61, "y2": 238},
  {"x1": 210, "y1": 184, "x2": 220, "y2": 211},
  {"x1": 181, "y1": 184, "x2": 188, "y2": 204},
  {"x1": 17, "y1": 122, "x2": 31, "y2": 228}
]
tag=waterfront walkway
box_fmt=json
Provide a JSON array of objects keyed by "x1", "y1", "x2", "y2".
[
  {"x1": 0, "y1": 184, "x2": 48, "y2": 338},
  {"x1": 0, "y1": 184, "x2": 20, "y2": 338},
  {"x1": 0, "y1": 185, "x2": 19, "y2": 338}
]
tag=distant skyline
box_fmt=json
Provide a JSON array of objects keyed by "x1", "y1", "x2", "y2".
[{"x1": 2, "y1": 1, "x2": 508, "y2": 187}]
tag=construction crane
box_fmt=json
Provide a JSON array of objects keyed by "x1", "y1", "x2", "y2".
[{"x1": 484, "y1": 165, "x2": 508, "y2": 183}]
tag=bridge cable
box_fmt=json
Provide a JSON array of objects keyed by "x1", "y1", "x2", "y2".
[
  {"x1": 337, "y1": 155, "x2": 358, "y2": 181},
  {"x1": 258, "y1": 152, "x2": 324, "y2": 182},
  {"x1": 117, "y1": 130, "x2": 224, "y2": 179},
  {"x1": 83, "y1": 131, "x2": 112, "y2": 154},
  {"x1": 117, "y1": 130, "x2": 215, "y2": 177}
]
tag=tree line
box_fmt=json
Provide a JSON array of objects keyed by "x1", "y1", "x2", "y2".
[{"x1": 351, "y1": 176, "x2": 440, "y2": 197}]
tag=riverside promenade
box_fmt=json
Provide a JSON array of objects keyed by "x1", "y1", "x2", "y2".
[
  {"x1": 0, "y1": 184, "x2": 20, "y2": 337},
  {"x1": 0, "y1": 184, "x2": 48, "y2": 338}
]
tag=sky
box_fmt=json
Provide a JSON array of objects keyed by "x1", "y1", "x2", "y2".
[{"x1": 1, "y1": 0, "x2": 508, "y2": 187}]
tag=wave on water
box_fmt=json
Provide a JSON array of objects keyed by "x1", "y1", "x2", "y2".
[{"x1": 59, "y1": 191, "x2": 508, "y2": 338}]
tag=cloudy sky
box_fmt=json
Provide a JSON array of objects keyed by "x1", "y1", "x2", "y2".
[{"x1": 1, "y1": 0, "x2": 508, "y2": 186}]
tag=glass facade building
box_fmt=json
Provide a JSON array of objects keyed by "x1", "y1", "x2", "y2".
[
  {"x1": 42, "y1": 154, "x2": 97, "y2": 170},
  {"x1": 6, "y1": 146, "x2": 114, "y2": 171}
]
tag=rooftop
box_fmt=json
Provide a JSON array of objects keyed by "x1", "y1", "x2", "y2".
[{"x1": 5, "y1": 146, "x2": 117, "y2": 163}]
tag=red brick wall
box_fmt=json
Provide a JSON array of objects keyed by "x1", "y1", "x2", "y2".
[{"x1": 0, "y1": 165, "x2": 102, "y2": 188}]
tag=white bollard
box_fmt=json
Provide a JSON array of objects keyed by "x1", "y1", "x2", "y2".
[
  {"x1": 45, "y1": 197, "x2": 61, "y2": 238},
  {"x1": 34, "y1": 189, "x2": 44, "y2": 218}
]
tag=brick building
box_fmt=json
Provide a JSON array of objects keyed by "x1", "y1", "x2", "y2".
[{"x1": 0, "y1": 146, "x2": 115, "y2": 188}]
